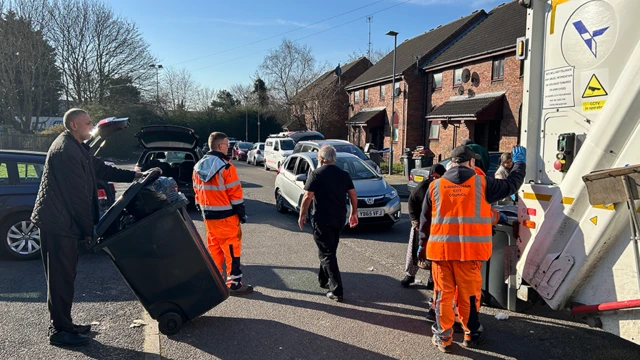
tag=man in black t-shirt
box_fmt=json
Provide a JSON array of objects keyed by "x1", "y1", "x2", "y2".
[{"x1": 299, "y1": 145, "x2": 358, "y2": 302}]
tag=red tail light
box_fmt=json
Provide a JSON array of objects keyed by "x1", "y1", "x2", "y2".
[
  {"x1": 97, "y1": 189, "x2": 107, "y2": 200},
  {"x1": 409, "y1": 174, "x2": 414, "y2": 182}
]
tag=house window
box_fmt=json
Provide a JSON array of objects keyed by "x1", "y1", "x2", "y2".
[
  {"x1": 354, "y1": 91, "x2": 360, "y2": 104},
  {"x1": 429, "y1": 122, "x2": 440, "y2": 140},
  {"x1": 392, "y1": 112, "x2": 399, "y2": 142},
  {"x1": 454, "y1": 68, "x2": 463, "y2": 86},
  {"x1": 379, "y1": 85, "x2": 386, "y2": 100},
  {"x1": 364, "y1": 89, "x2": 369, "y2": 103},
  {"x1": 492, "y1": 57, "x2": 505, "y2": 81},
  {"x1": 432, "y1": 72, "x2": 442, "y2": 90}
]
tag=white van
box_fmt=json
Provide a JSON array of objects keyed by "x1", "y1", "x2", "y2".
[{"x1": 264, "y1": 137, "x2": 295, "y2": 171}]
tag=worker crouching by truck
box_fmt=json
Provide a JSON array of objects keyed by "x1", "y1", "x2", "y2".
[
  {"x1": 193, "y1": 132, "x2": 253, "y2": 296},
  {"x1": 418, "y1": 145, "x2": 526, "y2": 353}
]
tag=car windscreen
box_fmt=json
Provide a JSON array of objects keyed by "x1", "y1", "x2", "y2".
[
  {"x1": 333, "y1": 144, "x2": 368, "y2": 160},
  {"x1": 238, "y1": 142, "x2": 252, "y2": 149},
  {"x1": 316, "y1": 157, "x2": 378, "y2": 180},
  {"x1": 280, "y1": 140, "x2": 295, "y2": 150}
]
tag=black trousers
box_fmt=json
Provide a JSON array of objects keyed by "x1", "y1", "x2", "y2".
[
  {"x1": 41, "y1": 232, "x2": 79, "y2": 333},
  {"x1": 313, "y1": 220, "x2": 343, "y2": 296}
]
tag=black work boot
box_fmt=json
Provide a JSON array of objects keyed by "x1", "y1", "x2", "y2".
[
  {"x1": 462, "y1": 332, "x2": 486, "y2": 348},
  {"x1": 49, "y1": 330, "x2": 90, "y2": 347},
  {"x1": 400, "y1": 275, "x2": 415, "y2": 288},
  {"x1": 73, "y1": 324, "x2": 92, "y2": 334},
  {"x1": 326, "y1": 291, "x2": 344, "y2": 302},
  {"x1": 229, "y1": 284, "x2": 254, "y2": 296}
]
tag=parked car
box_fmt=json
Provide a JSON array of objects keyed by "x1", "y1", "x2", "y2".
[
  {"x1": 274, "y1": 152, "x2": 401, "y2": 228},
  {"x1": 247, "y1": 142, "x2": 265, "y2": 165},
  {"x1": 227, "y1": 138, "x2": 238, "y2": 157},
  {"x1": 232, "y1": 142, "x2": 253, "y2": 161},
  {"x1": 264, "y1": 136, "x2": 295, "y2": 171},
  {"x1": 293, "y1": 139, "x2": 382, "y2": 174},
  {"x1": 133, "y1": 125, "x2": 203, "y2": 204},
  {"x1": 0, "y1": 118, "x2": 128, "y2": 260},
  {"x1": 407, "y1": 151, "x2": 502, "y2": 193}
]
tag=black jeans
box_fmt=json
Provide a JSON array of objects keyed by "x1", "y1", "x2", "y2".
[
  {"x1": 313, "y1": 220, "x2": 343, "y2": 296},
  {"x1": 41, "y1": 232, "x2": 79, "y2": 333}
]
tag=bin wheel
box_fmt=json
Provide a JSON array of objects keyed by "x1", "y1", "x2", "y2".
[{"x1": 158, "y1": 312, "x2": 183, "y2": 336}]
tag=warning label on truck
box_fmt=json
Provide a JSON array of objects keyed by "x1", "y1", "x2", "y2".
[
  {"x1": 582, "y1": 74, "x2": 608, "y2": 98},
  {"x1": 543, "y1": 66, "x2": 575, "y2": 109},
  {"x1": 583, "y1": 100, "x2": 606, "y2": 112}
]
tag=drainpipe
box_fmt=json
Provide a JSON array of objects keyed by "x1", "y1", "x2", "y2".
[{"x1": 422, "y1": 70, "x2": 428, "y2": 146}]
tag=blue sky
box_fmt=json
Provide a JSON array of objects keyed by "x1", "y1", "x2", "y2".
[{"x1": 107, "y1": 0, "x2": 507, "y2": 91}]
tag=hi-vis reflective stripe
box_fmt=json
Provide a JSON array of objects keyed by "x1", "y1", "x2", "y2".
[
  {"x1": 200, "y1": 205, "x2": 233, "y2": 211},
  {"x1": 429, "y1": 235, "x2": 492, "y2": 243},
  {"x1": 225, "y1": 180, "x2": 241, "y2": 189},
  {"x1": 230, "y1": 199, "x2": 244, "y2": 205},
  {"x1": 194, "y1": 184, "x2": 226, "y2": 191},
  {"x1": 431, "y1": 217, "x2": 493, "y2": 225}
]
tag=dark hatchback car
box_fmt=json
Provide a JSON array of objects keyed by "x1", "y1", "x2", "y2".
[
  {"x1": 134, "y1": 125, "x2": 203, "y2": 204},
  {"x1": 0, "y1": 118, "x2": 127, "y2": 260}
]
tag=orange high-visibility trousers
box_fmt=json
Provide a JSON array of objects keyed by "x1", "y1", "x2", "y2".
[
  {"x1": 431, "y1": 260, "x2": 483, "y2": 346},
  {"x1": 204, "y1": 217, "x2": 243, "y2": 288}
]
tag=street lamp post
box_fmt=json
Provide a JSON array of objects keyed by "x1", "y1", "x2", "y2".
[
  {"x1": 149, "y1": 64, "x2": 163, "y2": 105},
  {"x1": 386, "y1": 30, "x2": 398, "y2": 175}
]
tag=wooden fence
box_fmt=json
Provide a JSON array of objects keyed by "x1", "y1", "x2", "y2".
[{"x1": 0, "y1": 133, "x2": 58, "y2": 152}]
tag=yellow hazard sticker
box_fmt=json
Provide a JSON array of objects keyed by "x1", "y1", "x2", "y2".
[
  {"x1": 582, "y1": 74, "x2": 608, "y2": 98},
  {"x1": 590, "y1": 216, "x2": 598, "y2": 225},
  {"x1": 583, "y1": 100, "x2": 606, "y2": 112}
]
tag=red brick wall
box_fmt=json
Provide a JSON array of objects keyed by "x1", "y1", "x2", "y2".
[
  {"x1": 426, "y1": 52, "x2": 523, "y2": 160},
  {"x1": 348, "y1": 66, "x2": 426, "y2": 163}
]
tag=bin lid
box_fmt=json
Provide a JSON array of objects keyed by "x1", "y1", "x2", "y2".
[{"x1": 91, "y1": 170, "x2": 161, "y2": 247}]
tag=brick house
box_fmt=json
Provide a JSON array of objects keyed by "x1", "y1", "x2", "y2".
[
  {"x1": 344, "y1": 11, "x2": 485, "y2": 163},
  {"x1": 292, "y1": 57, "x2": 371, "y2": 139},
  {"x1": 423, "y1": 1, "x2": 526, "y2": 162}
]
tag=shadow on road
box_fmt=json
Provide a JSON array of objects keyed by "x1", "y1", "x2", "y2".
[
  {"x1": 61, "y1": 336, "x2": 173, "y2": 360},
  {"x1": 170, "y1": 317, "x2": 396, "y2": 360}
]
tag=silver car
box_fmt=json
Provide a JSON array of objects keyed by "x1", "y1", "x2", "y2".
[
  {"x1": 274, "y1": 152, "x2": 401, "y2": 228},
  {"x1": 247, "y1": 142, "x2": 265, "y2": 165}
]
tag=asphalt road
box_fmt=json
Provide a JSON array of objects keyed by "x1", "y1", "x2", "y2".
[{"x1": 1, "y1": 160, "x2": 638, "y2": 359}]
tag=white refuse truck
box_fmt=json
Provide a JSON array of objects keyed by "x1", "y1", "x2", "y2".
[{"x1": 513, "y1": 0, "x2": 640, "y2": 344}]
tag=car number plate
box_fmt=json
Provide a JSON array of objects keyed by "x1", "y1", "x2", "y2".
[
  {"x1": 358, "y1": 209, "x2": 384, "y2": 218},
  {"x1": 414, "y1": 175, "x2": 424, "y2": 182}
]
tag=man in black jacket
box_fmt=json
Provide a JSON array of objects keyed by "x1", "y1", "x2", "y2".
[{"x1": 31, "y1": 108, "x2": 149, "y2": 347}]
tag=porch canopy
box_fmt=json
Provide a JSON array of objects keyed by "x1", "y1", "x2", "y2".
[
  {"x1": 426, "y1": 92, "x2": 504, "y2": 122},
  {"x1": 347, "y1": 107, "x2": 386, "y2": 127}
]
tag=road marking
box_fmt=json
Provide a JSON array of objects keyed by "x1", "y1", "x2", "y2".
[{"x1": 143, "y1": 311, "x2": 162, "y2": 360}]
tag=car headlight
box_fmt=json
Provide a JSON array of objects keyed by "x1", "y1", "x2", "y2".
[{"x1": 385, "y1": 189, "x2": 398, "y2": 200}]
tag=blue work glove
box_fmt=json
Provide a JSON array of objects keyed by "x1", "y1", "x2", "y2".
[
  {"x1": 512, "y1": 146, "x2": 526, "y2": 163},
  {"x1": 417, "y1": 246, "x2": 426, "y2": 261},
  {"x1": 239, "y1": 215, "x2": 247, "y2": 224},
  {"x1": 499, "y1": 212, "x2": 509, "y2": 224}
]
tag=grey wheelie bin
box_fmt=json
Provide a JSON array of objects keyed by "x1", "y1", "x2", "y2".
[{"x1": 90, "y1": 170, "x2": 229, "y2": 335}]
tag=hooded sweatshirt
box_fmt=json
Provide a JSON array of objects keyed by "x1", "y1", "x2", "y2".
[{"x1": 193, "y1": 151, "x2": 245, "y2": 219}]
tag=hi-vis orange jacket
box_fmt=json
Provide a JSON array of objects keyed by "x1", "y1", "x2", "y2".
[
  {"x1": 426, "y1": 175, "x2": 494, "y2": 261},
  {"x1": 192, "y1": 151, "x2": 245, "y2": 220},
  {"x1": 417, "y1": 164, "x2": 526, "y2": 261}
]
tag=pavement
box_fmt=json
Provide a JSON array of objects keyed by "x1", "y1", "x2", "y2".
[{"x1": 1, "y1": 161, "x2": 639, "y2": 359}]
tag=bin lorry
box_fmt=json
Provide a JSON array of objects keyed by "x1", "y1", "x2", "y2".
[{"x1": 514, "y1": 0, "x2": 640, "y2": 344}]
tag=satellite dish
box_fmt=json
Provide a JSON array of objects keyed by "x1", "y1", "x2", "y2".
[
  {"x1": 471, "y1": 72, "x2": 480, "y2": 87},
  {"x1": 461, "y1": 68, "x2": 471, "y2": 83},
  {"x1": 457, "y1": 85, "x2": 465, "y2": 96},
  {"x1": 394, "y1": 87, "x2": 402, "y2": 97}
]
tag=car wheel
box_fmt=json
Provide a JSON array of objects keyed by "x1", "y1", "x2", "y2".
[
  {"x1": 1, "y1": 213, "x2": 41, "y2": 261},
  {"x1": 276, "y1": 189, "x2": 288, "y2": 214}
]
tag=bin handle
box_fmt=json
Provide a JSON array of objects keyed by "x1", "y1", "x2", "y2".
[{"x1": 138, "y1": 168, "x2": 162, "y2": 186}]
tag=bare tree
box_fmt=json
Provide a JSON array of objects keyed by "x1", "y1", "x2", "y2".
[
  {"x1": 44, "y1": 0, "x2": 156, "y2": 105},
  {"x1": 192, "y1": 86, "x2": 216, "y2": 112},
  {"x1": 229, "y1": 83, "x2": 254, "y2": 106},
  {"x1": 160, "y1": 67, "x2": 198, "y2": 111},
  {"x1": 347, "y1": 47, "x2": 389, "y2": 64},
  {"x1": 300, "y1": 81, "x2": 343, "y2": 135},
  {"x1": 258, "y1": 39, "x2": 324, "y2": 128}
]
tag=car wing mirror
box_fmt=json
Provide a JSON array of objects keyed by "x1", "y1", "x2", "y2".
[{"x1": 295, "y1": 174, "x2": 307, "y2": 183}]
